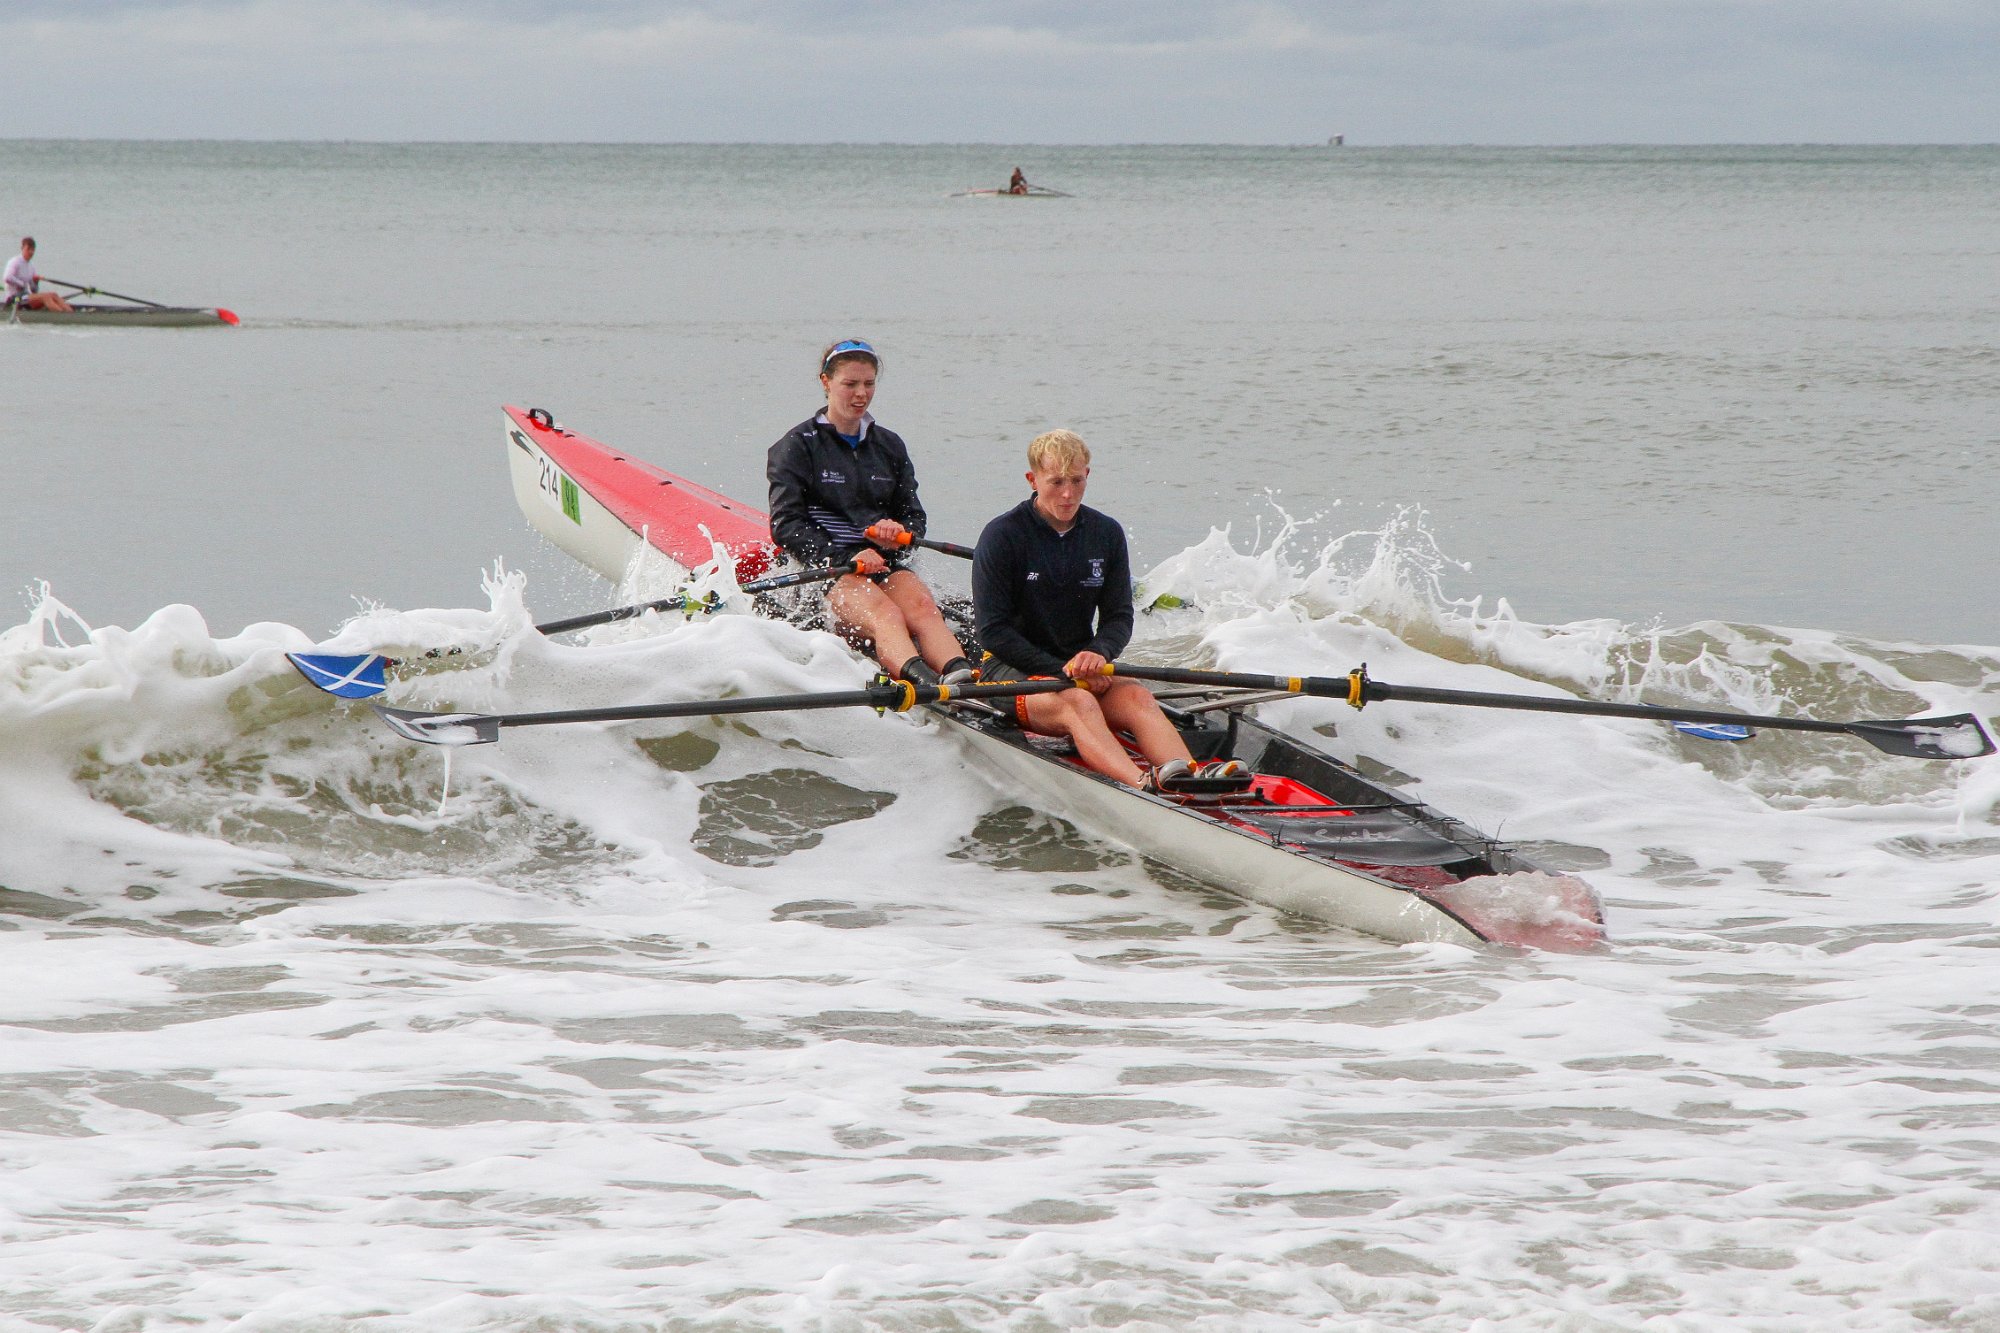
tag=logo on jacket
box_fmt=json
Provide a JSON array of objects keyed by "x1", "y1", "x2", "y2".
[
  {"x1": 1082, "y1": 558, "x2": 1105, "y2": 587},
  {"x1": 1026, "y1": 571, "x2": 1041, "y2": 581},
  {"x1": 820, "y1": 469, "x2": 847, "y2": 485}
]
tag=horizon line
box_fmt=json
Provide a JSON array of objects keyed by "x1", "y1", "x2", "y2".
[{"x1": 3, "y1": 136, "x2": 1996, "y2": 150}]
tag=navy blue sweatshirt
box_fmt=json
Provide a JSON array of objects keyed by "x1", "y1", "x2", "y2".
[
  {"x1": 766, "y1": 411, "x2": 927, "y2": 566},
  {"x1": 972, "y1": 498, "x2": 1134, "y2": 677}
]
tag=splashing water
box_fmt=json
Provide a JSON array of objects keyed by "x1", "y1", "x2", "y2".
[{"x1": 3, "y1": 537, "x2": 1999, "y2": 1331}]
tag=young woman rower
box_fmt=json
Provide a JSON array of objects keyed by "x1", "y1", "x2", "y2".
[{"x1": 767, "y1": 339, "x2": 977, "y2": 684}]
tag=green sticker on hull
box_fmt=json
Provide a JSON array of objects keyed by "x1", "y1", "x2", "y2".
[{"x1": 561, "y1": 476, "x2": 581, "y2": 524}]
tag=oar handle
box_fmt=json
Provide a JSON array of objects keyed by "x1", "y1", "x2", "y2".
[
  {"x1": 865, "y1": 525, "x2": 976, "y2": 560},
  {"x1": 1103, "y1": 662, "x2": 1364, "y2": 702}
]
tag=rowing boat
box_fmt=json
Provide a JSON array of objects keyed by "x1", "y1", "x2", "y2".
[
  {"x1": 949, "y1": 187, "x2": 1072, "y2": 198},
  {"x1": 500, "y1": 405, "x2": 1607, "y2": 951},
  {"x1": 8, "y1": 302, "x2": 238, "y2": 328}
]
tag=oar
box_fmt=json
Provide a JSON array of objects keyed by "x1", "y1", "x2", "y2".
[
  {"x1": 44, "y1": 277, "x2": 168, "y2": 307},
  {"x1": 864, "y1": 525, "x2": 975, "y2": 560},
  {"x1": 1103, "y1": 663, "x2": 1994, "y2": 761},
  {"x1": 287, "y1": 558, "x2": 863, "y2": 700},
  {"x1": 371, "y1": 676, "x2": 1083, "y2": 747},
  {"x1": 535, "y1": 557, "x2": 861, "y2": 634},
  {"x1": 44, "y1": 277, "x2": 240, "y2": 325}
]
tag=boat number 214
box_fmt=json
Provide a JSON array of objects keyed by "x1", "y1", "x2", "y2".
[{"x1": 537, "y1": 454, "x2": 583, "y2": 525}]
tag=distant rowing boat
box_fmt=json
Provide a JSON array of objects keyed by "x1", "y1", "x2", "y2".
[
  {"x1": 949, "y1": 186, "x2": 1072, "y2": 199},
  {"x1": 8, "y1": 302, "x2": 238, "y2": 328}
]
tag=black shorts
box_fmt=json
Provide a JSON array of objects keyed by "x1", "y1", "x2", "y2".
[{"x1": 979, "y1": 653, "x2": 1060, "y2": 729}]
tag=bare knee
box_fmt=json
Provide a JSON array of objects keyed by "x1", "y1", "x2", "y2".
[{"x1": 1055, "y1": 690, "x2": 1107, "y2": 731}]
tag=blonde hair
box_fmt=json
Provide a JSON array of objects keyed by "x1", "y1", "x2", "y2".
[{"x1": 1027, "y1": 429, "x2": 1091, "y2": 473}]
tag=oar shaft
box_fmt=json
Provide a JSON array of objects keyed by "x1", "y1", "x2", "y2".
[
  {"x1": 1103, "y1": 662, "x2": 1934, "y2": 743},
  {"x1": 489, "y1": 676, "x2": 1077, "y2": 732},
  {"x1": 43, "y1": 278, "x2": 169, "y2": 309},
  {"x1": 1104, "y1": 661, "x2": 1846, "y2": 730},
  {"x1": 532, "y1": 559, "x2": 857, "y2": 636},
  {"x1": 498, "y1": 687, "x2": 896, "y2": 728},
  {"x1": 1374, "y1": 681, "x2": 1851, "y2": 735}
]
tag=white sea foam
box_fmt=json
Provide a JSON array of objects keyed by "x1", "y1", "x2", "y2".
[{"x1": 2, "y1": 535, "x2": 1998, "y2": 1330}]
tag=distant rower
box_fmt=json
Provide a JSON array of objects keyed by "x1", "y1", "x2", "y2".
[
  {"x1": 3, "y1": 238, "x2": 74, "y2": 313},
  {"x1": 1007, "y1": 167, "x2": 1029, "y2": 195}
]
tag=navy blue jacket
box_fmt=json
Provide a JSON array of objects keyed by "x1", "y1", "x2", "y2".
[
  {"x1": 973, "y1": 498, "x2": 1134, "y2": 677},
  {"x1": 767, "y1": 412, "x2": 927, "y2": 566}
]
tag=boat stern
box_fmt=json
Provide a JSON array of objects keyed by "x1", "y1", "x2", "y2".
[{"x1": 1417, "y1": 872, "x2": 1607, "y2": 952}]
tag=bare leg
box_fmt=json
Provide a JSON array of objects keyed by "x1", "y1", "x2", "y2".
[
  {"x1": 825, "y1": 573, "x2": 919, "y2": 673},
  {"x1": 1019, "y1": 688, "x2": 1150, "y2": 787},
  {"x1": 1098, "y1": 680, "x2": 1193, "y2": 769},
  {"x1": 880, "y1": 570, "x2": 968, "y2": 668}
]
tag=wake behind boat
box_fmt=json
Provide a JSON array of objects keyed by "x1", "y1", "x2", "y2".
[{"x1": 493, "y1": 405, "x2": 1607, "y2": 951}]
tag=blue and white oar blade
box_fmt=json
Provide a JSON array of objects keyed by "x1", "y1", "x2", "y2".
[
  {"x1": 287, "y1": 651, "x2": 392, "y2": 699},
  {"x1": 1673, "y1": 721, "x2": 1756, "y2": 742}
]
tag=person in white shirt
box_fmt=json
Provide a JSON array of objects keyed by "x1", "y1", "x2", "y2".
[{"x1": 3, "y1": 238, "x2": 75, "y2": 313}]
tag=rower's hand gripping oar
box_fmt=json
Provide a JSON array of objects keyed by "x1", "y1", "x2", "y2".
[
  {"x1": 1101, "y1": 663, "x2": 1995, "y2": 761},
  {"x1": 44, "y1": 277, "x2": 240, "y2": 325},
  {"x1": 285, "y1": 558, "x2": 866, "y2": 701},
  {"x1": 372, "y1": 676, "x2": 1084, "y2": 747}
]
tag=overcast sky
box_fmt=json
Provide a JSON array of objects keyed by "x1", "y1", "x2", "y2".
[{"x1": 5, "y1": 0, "x2": 1994, "y2": 143}]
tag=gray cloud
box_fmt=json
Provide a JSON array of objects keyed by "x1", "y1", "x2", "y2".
[{"x1": 3, "y1": 1, "x2": 1993, "y2": 142}]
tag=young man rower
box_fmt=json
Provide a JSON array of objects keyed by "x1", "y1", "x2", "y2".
[
  {"x1": 972, "y1": 429, "x2": 1245, "y2": 792},
  {"x1": 3, "y1": 238, "x2": 74, "y2": 313}
]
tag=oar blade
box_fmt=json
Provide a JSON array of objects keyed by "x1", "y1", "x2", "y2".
[
  {"x1": 1848, "y1": 714, "x2": 1995, "y2": 760},
  {"x1": 1673, "y1": 721, "x2": 1756, "y2": 742},
  {"x1": 371, "y1": 704, "x2": 500, "y2": 746},
  {"x1": 214, "y1": 308, "x2": 240, "y2": 326},
  {"x1": 287, "y1": 651, "x2": 392, "y2": 699}
]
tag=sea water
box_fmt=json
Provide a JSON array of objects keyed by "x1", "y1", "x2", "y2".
[{"x1": 2, "y1": 142, "x2": 1999, "y2": 1330}]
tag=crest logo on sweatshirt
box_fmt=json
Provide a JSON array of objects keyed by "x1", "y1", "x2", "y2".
[{"x1": 1082, "y1": 558, "x2": 1105, "y2": 588}]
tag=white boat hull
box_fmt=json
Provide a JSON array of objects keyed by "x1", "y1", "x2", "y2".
[
  {"x1": 935, "y1": 709, "x2": 1488, "y2": 946},
  {"x1": 499, "y1": 405, "x2": 1606, "y2": 951}
]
